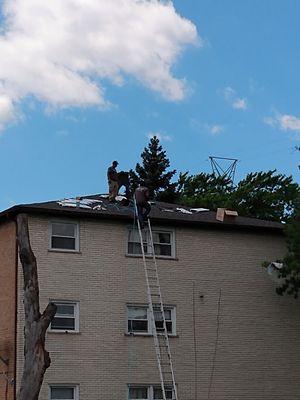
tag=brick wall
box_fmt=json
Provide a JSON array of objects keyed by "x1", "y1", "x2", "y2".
[
  {"x1": 15, "y1": 215, "x2": 300, "y2": 400},
  {"x1": 0, "y1": 221, "x2": 16, "y2": 400}
]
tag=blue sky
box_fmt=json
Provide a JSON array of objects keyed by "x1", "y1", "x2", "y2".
[{"x1": 0, "y1": 0, "x2": 299, "y2": 211}]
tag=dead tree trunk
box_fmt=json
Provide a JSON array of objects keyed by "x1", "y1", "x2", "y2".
[{"x1": 16, "y1": 214, "x2": 57, "y2": 400}]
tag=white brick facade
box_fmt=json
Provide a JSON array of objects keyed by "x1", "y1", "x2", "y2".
[{"x1": 15, "y1": 215, "x2": 300, "y2": 400}]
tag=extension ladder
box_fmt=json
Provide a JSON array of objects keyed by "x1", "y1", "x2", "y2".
[{"x1": 135, "y1": 215, "x2": 178, "y2": 400}]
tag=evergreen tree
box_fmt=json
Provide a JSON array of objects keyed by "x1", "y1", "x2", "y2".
[{"x1": 130, "y1": 136, "x2": 176, "y2": 201}]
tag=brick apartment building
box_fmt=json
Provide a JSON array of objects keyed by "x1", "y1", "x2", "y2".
[{"x1": 0, "y1": 194, "x2": 300, "y2": 400}]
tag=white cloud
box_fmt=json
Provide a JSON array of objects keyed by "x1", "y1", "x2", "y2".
[
  {"x1": 0, "y1": 0, "x2": 198, "y2": 131},
  {"x1": 209, "y1": 124, "x2": 224, "y2": 135},
  {"x1": 232, "y1": 98, "x2": 247, "y2": 110},
  {"x1": 221, "y1": 86, "x2": 248, "y2": 110},
  {"x1": 264, "y1": 113, "x2": 300, "y2": 133},
  {"x1": 189, "y1": 119, "x2": 225, "y2": 136},
  {"x1": 0, "y1": 93, "x2": 18, "y2": 130},
  {"x1": 147, "y1": 131, "x2": 172, "y2": 142}
]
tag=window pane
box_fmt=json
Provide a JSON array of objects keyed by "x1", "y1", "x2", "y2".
[
  {"x1": 152, "y1": 232, "x2": 171, "y2": 244},
  {"x1": 128, "y1": 229, "x2": 147, "y2": 242},
  {"x1": 52, "y1": 237, "x2": 76, "y2": 250},
  {"x1": 154, "y1": 244, "x2": 171, "y2": 256},
  {"x1": 52, "y1": 223, "x2": 76, "y2": 237},
  {"x1": 128, "y1": 307, "x2": 147, "y2": 319},
  {"x1": 56, "y1": 305, "x2": 75, "y2": 316},
  {"x1": 128, "y1": 320, "x2": 148, "y2": 332},
  {"x1": 128, "y1": 242, "x2": 148, "y2": 255},
  {"x1": 155, "y1": 320, "x2": 172, "y2": 333},
  {"x1": 51, "y1": 387, "x2": 74, "y2": 399},
  {"x1": 153, "y1": 388, "x2": 172, "y2": 399},
  {"x1": 153, "y1": 308, "x2": 163, "y2": 321},
  {"x1": 129, "y1": 387, "x2": 148, "y2": 399},
  {"x1": 164, "y1": 310, "x2": 171, "y2": 320},
  {"x1": 51, "y1": 317, "x2": 75, "y2": 330},
  {"x1": 166, "y1": 321, "x2": 172, "y2": 333}
]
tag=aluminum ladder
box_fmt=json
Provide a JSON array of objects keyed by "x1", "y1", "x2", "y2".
[{"x1": 135, "y1": 215, "x2": 178, "y2": 400}]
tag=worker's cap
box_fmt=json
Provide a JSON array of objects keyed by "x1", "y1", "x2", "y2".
[{"x1": 112, "y1": 160, "x2": 119, "y2": 165}]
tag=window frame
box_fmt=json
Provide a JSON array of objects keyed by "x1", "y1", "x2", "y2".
[
  {"x1": 126, "y1": 227, "x2": 175, "y2": 259},
  {"x1": 49, "y1": 301, "x2": 80, "y2": 333},
  {"x1": 49, "y1": 384, "x2": 79, "y2": 400},
  {"x1": 126, "y1": 304, "x2": 176, "y2": 336},
  {"x1": 49, "y1": 220, "x2": 79, "y2": 252}
]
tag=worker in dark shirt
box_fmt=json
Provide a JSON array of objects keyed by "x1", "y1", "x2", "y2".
[
  {"x1": 107, "y1": 161, "x2": 119, "y2": 202},
  {"x1": 135, "y1": 185, "x2": 151, "y2": 228}
]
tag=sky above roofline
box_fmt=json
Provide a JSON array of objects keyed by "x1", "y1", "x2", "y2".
[{"x1": 0, "y1": 0, "x2": 299, "y2": 211}]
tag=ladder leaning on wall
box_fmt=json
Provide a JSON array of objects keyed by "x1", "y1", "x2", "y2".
[{"x1": 135, "y1": 207, "x2": 178, "y2": 400}]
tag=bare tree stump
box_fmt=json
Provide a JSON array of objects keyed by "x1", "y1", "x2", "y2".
[{"x1": 16, "y1": 214, "x2": 57, "y2": 400}]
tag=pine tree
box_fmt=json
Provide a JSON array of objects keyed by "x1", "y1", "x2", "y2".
[{"x1": 130, "y1": 136, "x2": 176, "y2": 200}]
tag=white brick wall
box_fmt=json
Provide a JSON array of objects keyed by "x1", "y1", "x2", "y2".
[{"x1": 15, "y1": 215, "x2": 300, "y2": 400}]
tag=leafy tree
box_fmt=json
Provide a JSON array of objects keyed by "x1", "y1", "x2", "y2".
[
  {"x1": 130, "y1": 136, "x2": 176, "y2": 201},
  {"x1": 276, "y1": 215, "x2": 300, "y2": 298},
  {"x1": 264, "y1": 215, "x2": 300, "y2": 298},
  {"x1": 179, "y1": 172, "x2": 233, "y2": 210},
  {"x1": 176, "y1": 169, "x2": 299, "y2": 222},
  {"x1": 230, "y1": 170, "x2": 299, "y2": 222}
]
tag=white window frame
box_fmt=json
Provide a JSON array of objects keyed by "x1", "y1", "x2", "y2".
[
  {"x1": 127, "y1": 304, "x2": 176, "y2": 336},
  {"x1": 49, "y1": 220, "x2": 79, "y2": 252},
  {"x1": 128, "y1": 385, "x2": 173, "y2": 400},
  {"x1": 49, "y1": 301, "x2": 79, "y2": 333},
  {"x1": 49, "y1": 384, "x2": 79, "y2": 400},
  {"x1": 127, "y1": 227, "x2": 175, "y2": 258}
]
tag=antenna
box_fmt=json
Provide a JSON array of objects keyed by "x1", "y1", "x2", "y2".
[{"x1": 209, "y1": 156, "x2": 238, "y2": 185}]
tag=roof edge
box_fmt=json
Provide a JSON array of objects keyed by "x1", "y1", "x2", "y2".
[{"x1": 0, "y1": 204, "x2": 284, "y2": 234}]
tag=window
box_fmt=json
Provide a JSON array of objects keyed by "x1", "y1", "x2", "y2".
[
  {"x1": 129, "y1": 387, "x2": 148, "y2": 400},
  {"x1": 50, "y1": 302, "x2": 79, "y2": 332},
  {"x1": 127, "y1": 305, "x2": 175, "y2": 335},
  {"x1": 50, "y1": 386, "x2": 78, "y2": 400},
  {"x1": 50, "y1": 222, "x2": 79, "y2": 251},
  {"x1": 127, "y1": 306, "x2": 148, "y2": 333},
  {"x1": 128, "y1": 386, "x2": 173, "y2": 400},
  {"x1": 127, "y1": 228, "x2": 174, "y2": 257}
]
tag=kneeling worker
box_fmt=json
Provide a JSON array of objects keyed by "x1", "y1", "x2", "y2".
[{"x1": 135, "y1": 185, "x2": 151, "y2": 228}]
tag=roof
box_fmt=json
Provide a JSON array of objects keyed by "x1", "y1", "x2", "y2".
[{"x1": 0, "y1": 194, "x2": 284, "y2": 233}]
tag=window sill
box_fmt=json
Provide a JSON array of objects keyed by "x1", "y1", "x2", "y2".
[
  {"x1": 125, "y1": 254, "x2": 178, "y2": 261},
  {"x1": 125, "y1": 333, "x2": 178, "y2": 338},
  {"x1": 48, "y1": 249, "x2": 82, "y2": 254},
  {"x1": 48, "y1": 330, "x2": 81, "y2": 335}
]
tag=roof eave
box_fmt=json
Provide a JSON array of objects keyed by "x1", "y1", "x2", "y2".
[{"x1": 0, "y1": 204, "x2": 284, "y2": 234}]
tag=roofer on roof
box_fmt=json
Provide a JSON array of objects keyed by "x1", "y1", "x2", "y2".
[
  {"x1": 107, "y1": 161, "x2": 119, "y2": 202},
  {"x1": 135, "y1": 184, "x2": 151, "y2": 229}
]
